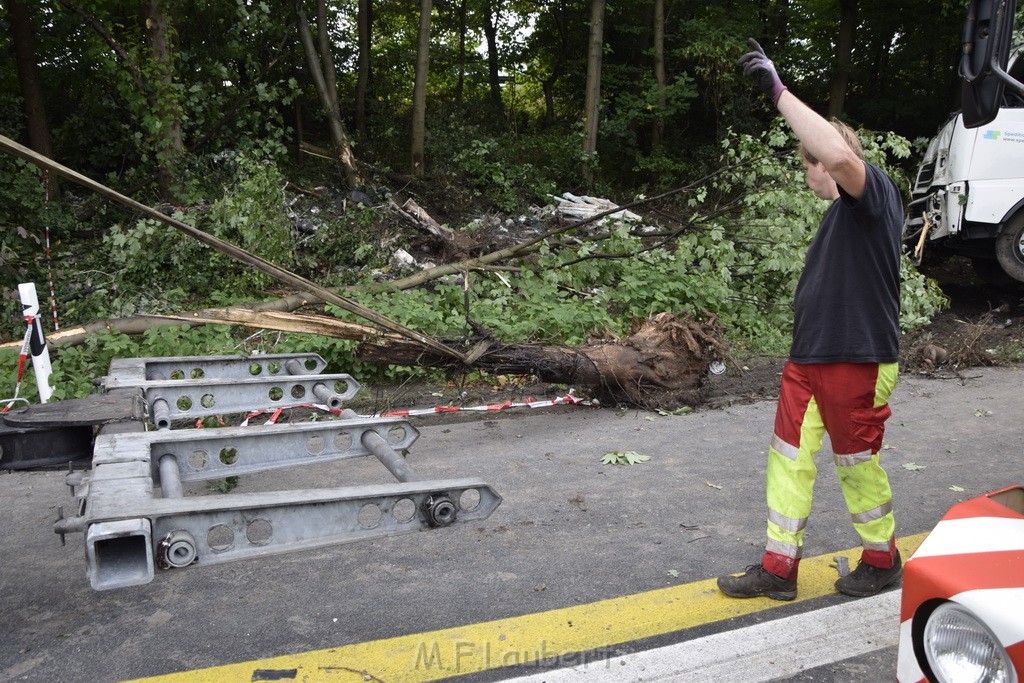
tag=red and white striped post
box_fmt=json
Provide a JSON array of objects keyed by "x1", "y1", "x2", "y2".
[{"x1": 18, "y1": 282, "x2": 54, "y2": 403}]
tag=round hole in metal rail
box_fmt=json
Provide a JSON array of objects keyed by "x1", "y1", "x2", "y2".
[
  {"x1": 268, "y1": 361, "x2": 281, "y2": 375},
  {"x1": 249, "y1": 362, "x2": 262, "y2": 376},
  {"x1": 207, "y1": 524, "x2": 234, "y2": 552},
  {"x1": 387, "y1": 426, "x2": 407, "y2": 445},
  {"x1": 170, "y1": 369, "x2": 185, "y2": 380},
  {"x1": 268, "y1": 386, "x2": 284, "y2": 402},
  {"x1": 334, "y1": 431, "x2": 352, "y2": 451},
  {"x1": 459, "y1": 489, "x2": 481, "y2": 512},
  {"x1": 219, "y1": 447, "x2": 238, "y2": 465},
  {"x1": 200, "y1": 393, "x2": 216, "y2": 409},
  {"x1": 176, "y1": 395, "x2": 193, "y2": 411},
  {"x1": 290, "y1": 385, "x2": 305, "y2": 400},
  {"x1": 306, "y1": 435, "x2": 325, "y2": 455},
  {"x1": 245, "y1": 519, "x2": 273, "y2": 545},
  {"x1": 358, "y1": 504, "x2": 383, "y2": 529},
  {"x1": 304, "y1": 358, "x2": 318, "y2": 371},
  {"x1": 190, "y1": 368, "x2": 205, "y2": 379},
  {"x1": 393, "y1": 498, "x2": 416, "y2": 523},
  {"x1": 188, "y1": 449, "x2": 209, "y2": 470},
  {"x1": 333, "y1": 379, "x2": 349, "y2": 394}
]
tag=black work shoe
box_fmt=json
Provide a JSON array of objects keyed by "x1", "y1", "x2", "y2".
[
  {"x1": 717, "y1": 564, "x2": 797, "y2": 601},
  {"x1": 835, "y1": 551, "x2": 903, "y2": 597}
]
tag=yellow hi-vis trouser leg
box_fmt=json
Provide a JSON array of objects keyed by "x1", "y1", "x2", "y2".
[{"x1": 762, "y1": 362, "x2": 899, "y2": 580}]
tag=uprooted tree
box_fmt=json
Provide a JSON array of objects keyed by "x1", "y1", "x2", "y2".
[
  {"x1": 10, "y1": 304, "x2": 728, "y2": 410},
  {"x1": 357, "y1": 311, "x2": 728, "y2": 410}
]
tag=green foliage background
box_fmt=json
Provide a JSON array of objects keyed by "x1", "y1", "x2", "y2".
[
  {"x1": 0, "y1": 1, "x2": 966, "y2": 402},
  {"x1": 0, "y1": 119, "x2": 949, "y2": 403}
]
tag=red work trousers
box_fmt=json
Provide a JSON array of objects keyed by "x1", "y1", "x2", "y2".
[{"x1": 761, "y1": 361, "x2": 899, "y2": 581}]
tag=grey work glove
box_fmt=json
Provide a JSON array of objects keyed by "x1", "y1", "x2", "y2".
[{"x1": 739, "y1": 38, "x2": 787, "y2": 106}]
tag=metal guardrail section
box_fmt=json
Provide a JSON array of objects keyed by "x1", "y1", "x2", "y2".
[
  {"x1": 105, "y1": 353, "x2": 359, "y2": 428},
  {"x1": 55, "y1": 354, "x2": 503, "y2": 590},
  {"x1": 86, "y1": 417, "x2": 420, "y2": 483},
  {"x1": 82, "y1": 477, "x2": 500, "y2": 573},
  {"x1": 106, "y1": 353, "x2": 330, "y2": 382}
]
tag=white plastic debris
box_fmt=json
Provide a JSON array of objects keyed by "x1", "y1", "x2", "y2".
[
  {"x1": 549, "y1": 193, "x2": 642, "y2": 223},
  {"x1": 391, "y1": 248, "x2": 416, "y2": 268}
]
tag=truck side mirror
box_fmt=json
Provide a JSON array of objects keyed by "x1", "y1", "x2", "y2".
[{"x1": 960, "y1": 0, "x2": 1018, "y2": 128}]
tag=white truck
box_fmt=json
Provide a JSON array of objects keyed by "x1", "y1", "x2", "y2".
[{"x1": 904, "y1": 48, "x2": 1024, "y2": 286}]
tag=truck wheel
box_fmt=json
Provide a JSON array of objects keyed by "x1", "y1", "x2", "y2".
[{"x1": 995, "y1": 213, "x2": 1024, "y2": 283}]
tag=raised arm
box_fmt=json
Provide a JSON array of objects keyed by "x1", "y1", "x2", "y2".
[
  {"x1": 776, "y1": 91, "x2": 865, "y2": 198},
  {"x1": 740, "y1": 39, "x2": 866, "y2": 199}
]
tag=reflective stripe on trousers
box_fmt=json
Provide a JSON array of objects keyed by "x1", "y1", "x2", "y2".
[{"x1": 762, "y1": 361, "x2": 899, "y2": 580}]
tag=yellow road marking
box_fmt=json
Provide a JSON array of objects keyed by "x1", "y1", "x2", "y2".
[{"x1": 130, "y1": 534, "x2": 925, "y2": 682}]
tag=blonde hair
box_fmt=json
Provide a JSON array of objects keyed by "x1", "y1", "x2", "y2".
[{"x1": 799, "y1": 119, "x2": 864, "y2": 164}]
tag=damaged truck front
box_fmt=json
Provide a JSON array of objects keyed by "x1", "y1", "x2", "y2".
[{"x1": 904, "y1": 48, "x2": 1024, "y2": 286}]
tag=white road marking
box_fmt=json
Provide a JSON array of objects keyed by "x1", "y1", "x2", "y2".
[{"x1": 509, "y1": 590, "x2": 901, "y2": 682}]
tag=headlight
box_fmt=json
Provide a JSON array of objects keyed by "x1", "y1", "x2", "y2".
[{"x1": 923, "y1": 602, "x2": 1017, "y2": 683}]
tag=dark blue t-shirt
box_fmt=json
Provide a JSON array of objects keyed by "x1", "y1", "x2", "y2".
[{"x1": 790, "y1": 162, "x2": 903, "y2": 364}]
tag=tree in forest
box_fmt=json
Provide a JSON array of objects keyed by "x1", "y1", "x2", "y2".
[
  {"x1": 581, "y1": 0, "x2": 604, "y2": 185},
  {"x1": 482, "y1": 0, "x2": 507, "y2": 127},
  {"x1": 651, "y1": 0, "x2": 667, "y2": 148},
  {"x1": 454, "y1": 0, "x2": 468, "y2": 108},
  {"x1": 519, "y1": 0, "x2": 572, "y2": 130},
  {"x1": 1, "y1": 0, "x2": 1002, "y2": 218},
  {"x1": 55, "y1": 0, "x2": 185, "y2": 202},
  {"x1": 828, "y1": 0, "x2": 857, "y2": 118},
  {"x1": 8, "y1": 0, "x2": 55, "y2": 196},
  {"x1": 144, "y1": 0, "x2": 184, "y2": 201},
  {"x1": 295, "y1": 0, "x2": 360, "y2": 189},
  {"x1": 355, "y1": 0, "x2": 372, "y2": 140},
  {"x1": 411, "y1": 0, "x2": 432, "y2": 176}
]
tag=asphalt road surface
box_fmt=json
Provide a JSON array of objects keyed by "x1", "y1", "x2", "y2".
[{"x1": 1, "y1": 366, "x2": 1020, "y2": 682}]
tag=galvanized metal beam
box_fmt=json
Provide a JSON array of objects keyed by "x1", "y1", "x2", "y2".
[{"x1": 53, "y1": 353, "x2": 503, "y2": 591}]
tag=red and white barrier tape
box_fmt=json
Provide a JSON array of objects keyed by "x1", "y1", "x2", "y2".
[
  {"x1": 229, "y1": 390, "x2": 594, "y2": 426},
  {"x1": 238, "y1": 404, "x2": 340, "y2": 427},
  {"x1": 380, "y1": 390, "x2": 594, "y2": 417}
]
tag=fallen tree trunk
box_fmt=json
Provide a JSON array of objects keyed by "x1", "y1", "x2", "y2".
[
  {"x1": 3, "y1": 308, "x2": 727, "y2": 409},
  {"x1": 358, "y1": 311, "x2": 728, "y2": 409}
]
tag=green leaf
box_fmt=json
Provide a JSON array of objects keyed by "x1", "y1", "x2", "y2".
[{"x1": 601, "y1": 451, "x2": 652, "y2": 465}]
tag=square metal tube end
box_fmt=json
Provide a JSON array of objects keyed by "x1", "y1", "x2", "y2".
[{"x1": 85, "y1": 519, "x2": 154, "y2": 591}]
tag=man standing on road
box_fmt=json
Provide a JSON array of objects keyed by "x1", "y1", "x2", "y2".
[{"x1": 717, "y1": 39, "x2": 904, "y2": 601}]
